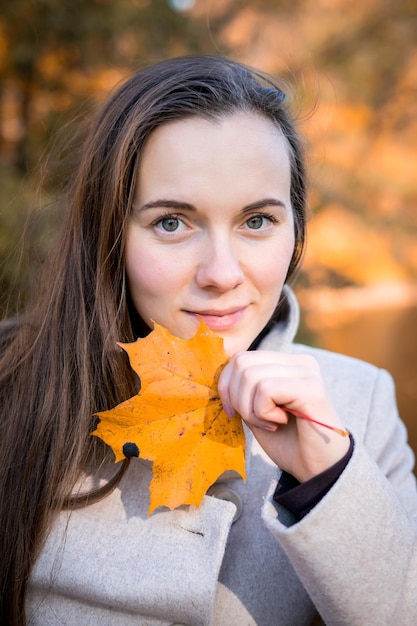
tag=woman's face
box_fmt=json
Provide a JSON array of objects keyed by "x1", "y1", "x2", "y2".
[{"x1": 126, "y1": 112, "x2": 295, "y2": 355}]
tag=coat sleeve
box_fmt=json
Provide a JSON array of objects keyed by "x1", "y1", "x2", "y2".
[{"x1": 262, "y1": 367, "x2": 417, "y2": 626}]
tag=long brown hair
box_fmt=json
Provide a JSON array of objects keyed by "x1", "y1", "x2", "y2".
[{"x1": 0, "y1": 55, "x2": 308, "y2": 624}]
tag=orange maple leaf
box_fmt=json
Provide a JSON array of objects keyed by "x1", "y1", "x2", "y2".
[{"x1": 92, "y1": 320, "x2": 246, "y2": 513}]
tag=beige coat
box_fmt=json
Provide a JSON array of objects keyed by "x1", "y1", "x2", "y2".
[{"x1": 27, "y1": 288, "x2": 417, "y2": 625}]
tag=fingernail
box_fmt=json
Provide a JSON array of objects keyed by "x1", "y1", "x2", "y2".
[
  {"x1": 223, "y1": 403, "x2": 234, "y2": 418},
  {"x1": 260, "y1": 423, "x2": 278, "y2": 432}
]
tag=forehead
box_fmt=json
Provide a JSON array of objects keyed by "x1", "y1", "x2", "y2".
[
  {"x1": 144, "y1": 111, "x2": 288, "y2": 152},
  {"x1": 138, "y1": 113, "x2": 291, "y2": 192}
]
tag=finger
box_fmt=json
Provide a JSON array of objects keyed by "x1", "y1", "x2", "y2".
[
  {"x1": 219, "y1": 352, "x2": 325, "y2": 422},
  {"x1": 242, "y1": 405, "x2": 288, "y2": 431},
  {"x1": 227, "y1": 350, "x2": 320, "y2": 371},
  {"x1": 252, "y1": 380, "x2": 290, "y2": 424},
  {"x1": 226, "y1": 365, "x2": 256, "y2": 421},
  {"x1": 226, "y1": 361, "x2": 314, "y2": 419},
  {"x1": 218, "y1": 361, "x2": 237, "y2": 418}
]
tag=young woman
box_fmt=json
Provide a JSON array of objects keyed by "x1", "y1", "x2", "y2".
[{"x1": 1, "y1": 55, "x2": 416, "y2": 626}]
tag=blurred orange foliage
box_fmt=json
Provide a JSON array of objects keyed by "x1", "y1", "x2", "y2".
[{"x1": 0, "y1": 0, "x2": 416, "y2": 294}]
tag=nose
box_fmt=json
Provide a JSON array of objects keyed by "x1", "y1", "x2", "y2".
[{"x1": 195, "y1": 234, "x2": 244, "y2": 291}]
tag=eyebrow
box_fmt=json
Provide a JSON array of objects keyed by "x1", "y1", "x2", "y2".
[
  {"x1": 137, "y1": 197, "x2": 287, "y2": 213},
  {"x1": 138, "y1": 199, "x2": 196, "y2": 212},
  {"x1": 242, "y1": 198, "x2": 287, "y2": 213}
]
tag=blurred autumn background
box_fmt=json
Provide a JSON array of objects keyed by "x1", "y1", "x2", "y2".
[{"x1": 1, "y1": 0, "x2": 417, "y2": 458}]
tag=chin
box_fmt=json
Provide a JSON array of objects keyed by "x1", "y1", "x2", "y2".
[{"x1": 222, "y1": 337, "x2": 251, "y2": 356}]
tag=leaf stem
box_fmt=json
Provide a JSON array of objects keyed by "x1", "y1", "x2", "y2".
[{"x1": 289, "y1": 409, "x2": 349, "y2": 437}]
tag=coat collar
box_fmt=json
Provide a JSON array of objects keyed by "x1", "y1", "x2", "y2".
[{"x1": 257, "y1": 285, "x2": 300, "y2": 352}]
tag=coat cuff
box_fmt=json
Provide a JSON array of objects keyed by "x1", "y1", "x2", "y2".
[{"x1": 273, "y1": 434, "x2": 354, "y2": 521}]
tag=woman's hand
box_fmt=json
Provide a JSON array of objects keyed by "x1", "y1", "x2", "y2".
[{"x1": 218, "y1": 351, "x2": 350, "y2": 482}]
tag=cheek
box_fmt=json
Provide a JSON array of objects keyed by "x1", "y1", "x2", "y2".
[
  {"x1": 125, "y1": 241, "x2": 191, "y2": 306},
  {"x1": 255, "y1": 235, "x2": 295, "y2": 290},
  {"x1": 125, "y1": 243, "x2": 166, "y2": 300}
]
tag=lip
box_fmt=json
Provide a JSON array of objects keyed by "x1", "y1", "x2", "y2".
[{"x1": 185, "y1": 306, "x2": 247, "y2": 331}]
